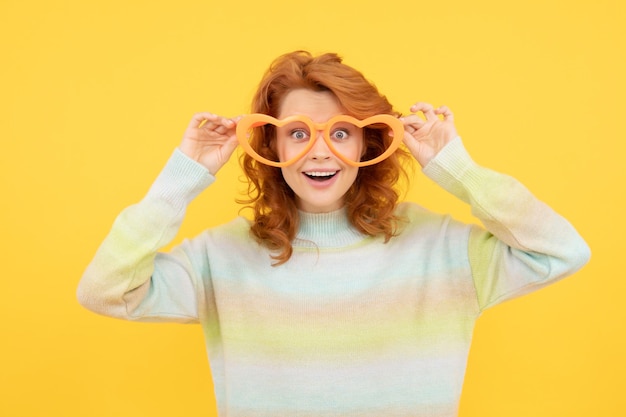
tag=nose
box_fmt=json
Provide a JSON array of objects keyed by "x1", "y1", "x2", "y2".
[{"x1": 308, "y1": 130, "x2": 331, "y2": 160}]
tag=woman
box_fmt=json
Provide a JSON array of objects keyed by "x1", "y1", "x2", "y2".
[{"x1": 77, "y1": 51, "x2": 590, "y2": 417}]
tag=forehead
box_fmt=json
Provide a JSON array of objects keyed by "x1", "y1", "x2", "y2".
[{"x1": 277, "y1": 89, "x2": 344, "y2": 122}]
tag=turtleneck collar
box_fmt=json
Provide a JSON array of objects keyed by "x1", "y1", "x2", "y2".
[{"x1": 294, "y1": 208, "x2": 368, "y2": 248}]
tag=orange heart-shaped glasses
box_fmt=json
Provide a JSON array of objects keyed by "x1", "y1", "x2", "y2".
[{"x1": 236, "y1": 113, "x2": 404, "y2": 167}]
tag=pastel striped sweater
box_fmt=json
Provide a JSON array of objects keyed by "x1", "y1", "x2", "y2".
[{"x1": 77, "y1": 137, "x2": 590, "y2": 417}]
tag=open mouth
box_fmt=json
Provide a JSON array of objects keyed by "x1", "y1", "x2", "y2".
[{"x1": 304, "y1": 171, "x2": 338, "y2": 182}]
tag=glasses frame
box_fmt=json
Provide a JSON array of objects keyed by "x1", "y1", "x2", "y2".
[{"x1": 236, "y1": 113, "x2": 404, "y2": 167}]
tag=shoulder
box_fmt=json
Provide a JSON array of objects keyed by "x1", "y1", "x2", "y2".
[
  {"x1": 394, "y1": 201, "x2": 447, "y2": 226},
  {"x1": 393, "y1": 201, "x2": 472, "y2": 240},
  {"x1": 394, "y1": 201, "x2": 430, "y2": 218},
  {"x1": 377, "y1": 202, "x2": 474, "y2": 274},
  {"x1": 201, "y1": 216, "x2": 253, "y2": 242},
  {"x1": 181, "y1": 216, "x2": 264, "y2": 264}
]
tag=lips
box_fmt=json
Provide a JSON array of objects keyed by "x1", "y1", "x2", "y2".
[{"x1": 303, "y1": 170, "x2": 339, "y2": 181}]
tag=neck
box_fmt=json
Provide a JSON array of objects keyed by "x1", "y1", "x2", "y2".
[{"x1": 294, "y1": 208, "x2": 367, "y2": 248}]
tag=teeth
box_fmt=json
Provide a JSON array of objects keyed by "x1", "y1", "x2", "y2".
[{"x1": 305, "y1": 171, "x2": 337, "y2": 177}]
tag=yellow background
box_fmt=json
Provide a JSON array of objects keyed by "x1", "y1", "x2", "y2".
[{"x1": 1, "y1": 0, "x2": 624, "y2": 415}]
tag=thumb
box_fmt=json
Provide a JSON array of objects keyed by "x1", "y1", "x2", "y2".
[
  {"x1": 207, "y1": 136, "x2": 240, "y2": 175},
  {"x1": 222, "y1": 135, "x2": 240, "y2": 159}
]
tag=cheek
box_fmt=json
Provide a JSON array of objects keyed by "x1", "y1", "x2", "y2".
[
  {"x1": 280, "y1": 166, "x2": 296, "y2": 183},
  {"x1": 353, "y1": 136, "x2": 366, "y2": 159},
  {"x1": 276, "y1": 137, "x2": 299, "y2": 161},
  {"x1": 276, "y1": 138, "x2": 287, "y2": 161},
  {"x1": 352, "y1": 131, "x2": 365, "y2": 155},
  {"x1": 331, "y1": 136, "x2": 365, "y2": 161}
]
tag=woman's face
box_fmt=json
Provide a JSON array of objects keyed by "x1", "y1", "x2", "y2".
[{"x1": 276, "y1": 88, "x2": 363, "y2": 213}]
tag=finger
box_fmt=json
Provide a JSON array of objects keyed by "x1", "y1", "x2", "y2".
[
  {"x1": 401, "y1": 114, "x2": 424, "y2": 124},
  {"x1": 219, "y1": 116, "x2": 243, "y2": 135},
  {"x1": 188, "y1": 112, "x2": 219, "y2": 129},
  {"x1": 190, "y1": 112, "x2": 236, "y2": 130},
  {"x1": 400, "y1": 114, "x2": 426, "y2": 130},
  {"x1": 211, "y1": 117, "x2": 235, "y2": 134},
  {"x1": 220, "y1": 116, "x2": 236, "y2": 128},
  {"x1": 223, "y1": 135, "x2": 240, "y2": 154},
  {"x1": 213, "y1": 124, "x2": 228, "y2": 135},
  {"x1": 435, "y1": 105, "x2": 454, "y2": 121},
  {"x1": 202, "y1": 117, "x2": 237, "y2": 135},
  {"x1": 410, "y1": 102, "x2": 437, "y2": 122}
]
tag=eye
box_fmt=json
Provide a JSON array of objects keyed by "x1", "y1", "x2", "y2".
[
  {"x1": 331, "y1": 128, "x2": 350, "y2": 141},
  {"x1": 290, "y1": 128, "x2": 310, "y2": 141}
]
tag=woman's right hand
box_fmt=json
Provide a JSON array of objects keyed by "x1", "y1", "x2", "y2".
[{"x1": 179, "y1": 112, "x2": 241, "y2": 175}]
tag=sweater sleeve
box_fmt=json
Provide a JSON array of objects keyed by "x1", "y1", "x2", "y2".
[
  {"x1": 422, "y1": 137, "x2": 591, "y2": 311},
  {"x1": 76, "y1": 149, "x2": 215, "y2": 322}
]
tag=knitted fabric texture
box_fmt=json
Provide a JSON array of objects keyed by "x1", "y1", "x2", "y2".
[{"x1": 78, "y1": 138, "x2": 590, "y2": 417}]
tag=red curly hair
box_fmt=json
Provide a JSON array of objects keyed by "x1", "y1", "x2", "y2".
[{"x1": 240, "y1": 51, "x2": 411, "y2": 265}]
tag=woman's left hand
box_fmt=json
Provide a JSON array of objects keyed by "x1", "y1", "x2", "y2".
[{"x1": 401, "y1": 102, "x2": 458, "y2": 167}]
